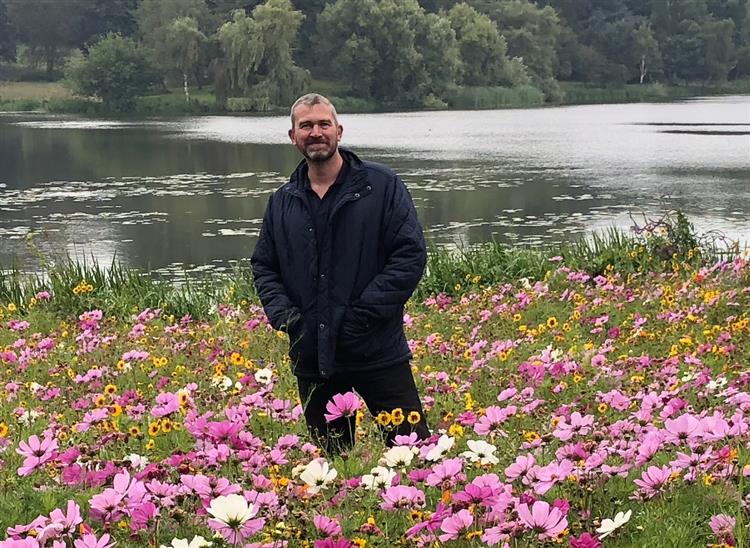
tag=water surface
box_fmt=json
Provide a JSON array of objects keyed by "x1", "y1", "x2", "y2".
[{"x1": 1, "y1": 95, "x2": 748, "y2": 274}]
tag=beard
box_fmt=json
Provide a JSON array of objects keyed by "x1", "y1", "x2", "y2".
[{"x1": 299, "y1": 139, "x2": 337, "y2": 163}]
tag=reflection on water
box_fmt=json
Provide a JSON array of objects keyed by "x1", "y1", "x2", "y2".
[{"x1": 0, "y1": 95, "x2": 749, "y2": 273}]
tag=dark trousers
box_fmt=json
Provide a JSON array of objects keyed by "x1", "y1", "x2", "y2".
[{"x1": 297, "y1": 362, "x2": 430, "y2": 454}]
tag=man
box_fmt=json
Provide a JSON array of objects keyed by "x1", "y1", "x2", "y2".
[{"x1": 251, "y1": 93, "x2": 430, "y2": 453}]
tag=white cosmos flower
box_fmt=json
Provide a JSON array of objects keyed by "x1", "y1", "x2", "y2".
[
  {"x1": 124, "y1": 453, "x2": 149, "y2": 471},
  {"x1": 254, "y1": 368, "x2": 273, "y2": 385},
  {"x1": 380, "y1": 445, "x2": 415, "y2": 468},
  {"x1": 160, "y1": 536, "x2": 213, "y2": 548},
  {"x1": 206, "y1": 494, "x2": 257, "y2": 527},
  {"x1": 426, "y1": 434, "x2": 455, "y2": 461},
  {"x1": 361, "y1": 466, "x2": 397, "y2": 490},
  {"x1": 596, "y1": 509, "x2": 632, "y2": 539},
  {"x1": 460, "y1": 439, "x2": 499, "y2": 465},
  {"x1": 299, "y1": 459, "x2": 338, "y2": 494}
]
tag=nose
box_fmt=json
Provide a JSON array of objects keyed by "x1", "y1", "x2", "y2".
[{"x1": 310, "y1": 124, "x2": 322, "y2": 136}]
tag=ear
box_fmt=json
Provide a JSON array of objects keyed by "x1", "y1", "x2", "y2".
[
  {"x1": 337, "y1": 124, "x2": 343, "y2": 142},
  {"x1": 288, "y1": 128, "x2": 295, "y2": 143}
]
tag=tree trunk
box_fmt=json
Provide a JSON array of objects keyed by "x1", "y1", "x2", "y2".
[
  {"x1": 183, "y1": 71, "x2": 190, "y2": 103},
  {"x1": 640, "y1": 55, "x2": 647, "y2": 84}
]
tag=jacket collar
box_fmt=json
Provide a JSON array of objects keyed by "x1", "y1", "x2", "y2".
[{"x1": 285, "y1": 148, "x2": 367, "y2": 197}]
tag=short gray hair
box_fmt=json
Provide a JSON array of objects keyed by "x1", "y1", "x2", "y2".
[{"x1": 290, "y1": 93, "x2": 339, "y2": 126}]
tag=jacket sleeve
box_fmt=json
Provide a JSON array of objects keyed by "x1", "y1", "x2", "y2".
[
  {"x1": 251, "y1": 193, "x2": 299, "y2": 332},
  {"x1": 349, "y1": 176, "x2": 426, "y2": 326}
]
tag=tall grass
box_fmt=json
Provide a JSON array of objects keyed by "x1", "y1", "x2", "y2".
[
  {"x1": 444, "y1": 84, "x2": 545, "y2": 109},
  {"x1": 2, "y1": 212, "x2": 738, "y2": 319},
  {"x1": 560, "y1": 79, "x2": 750, "y2": 105}
]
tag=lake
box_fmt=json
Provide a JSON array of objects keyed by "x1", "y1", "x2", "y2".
[{"x1": 1, "y1": 95, "x2": 748, "y2": 275}]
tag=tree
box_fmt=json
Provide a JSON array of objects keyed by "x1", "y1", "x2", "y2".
[
  {"x1": 66, "y1": 33, "x2": 160, "y2": 111},
  {"x1": 78, "y1": 0, "x2": 139, "y2": 47},
  {"x1": 6, "y1": 0, "x2": 86, "y2": 74},
  {"x1": 701, "y1": 18, "x2": 737, "y2": 80},
  {"x1": 633, "y1": 21, "x2": 662, "y2": 83},
  {"x1": 218, "y1": 0, "x2": 309, "y2": 109},
  {"x1": 318, "y1": 0, "x2": 462, "y2": 106},
  {"x1": 468, "y1": 0, "x2": 562, "y2": 96},
  {"x1": 448, "y1": 3, "x2": 521, "y2": 87},
  {"x1": 0, "y1": 0, "x2": 16, "y2": 62},
  {"x1": 165, "y1": 17, "x2": 207, "y2": 101}
]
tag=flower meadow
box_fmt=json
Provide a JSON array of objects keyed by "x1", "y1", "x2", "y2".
[{"x1": 3, "y1": 255, "x2": 750, "y2": 547}]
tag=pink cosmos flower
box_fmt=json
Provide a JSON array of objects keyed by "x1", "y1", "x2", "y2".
[
  {"x1": 48, "y1": 500, "x2": 83, "y2": 534},
  {"x1": 553, "y1": 412, "x2": 595, "y2": 441},
  {"x1": 569, "y1": 532, "x2": 602, "y2": 547},
  {"x1": 533, "y1": 459, "x2": 574, "y2": 495},
  {"x1": 323, "y1": 392, "x2": 362, "y2": 423},
  {"x1": 633, "y1": 465, "x2": 673, "y2": 499},
  {"x1": 425, "y1": 458, "x2": 466, "y2": 489},
  {"x1": 517, "y1": 500, "x2": 568, "y2": 540},
  {"x1": 663, "y1": 413, "x2": 703, "y2": 445},
  {"x1": 73, "y1": 533, "x2": 115, "y2": 548},
  {"x1": 314, "y1": 540, "x2": 353, "y2": 548},
  {"x1": 438, "y1": 509, "x2": 474, "y2": 542},
  {"x1": 709, "y1": 514, "x2": 736, "y2": 541},
  {"x1": 380, "y1": 485, "x2": 425, "y2": 511},
  {"x1": 474, "y1": 406, "x2": 516, "y2": 436},
  {"x1": 313, "y1": 515, "x2": 342, "y2": 537},
  {"x1": 0, "y1": 539, "x2": 41, "y2": 547},
  {"x1": 504, "y1": 454, "x2": 536, "y2": 484},
  {"x1": 16, "y1": 434, "x2": 58, "y2": 476}
]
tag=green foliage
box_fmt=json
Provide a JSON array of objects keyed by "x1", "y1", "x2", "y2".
[{"x1": 65, "y1": 33, "x2": 160, "y2": 112}]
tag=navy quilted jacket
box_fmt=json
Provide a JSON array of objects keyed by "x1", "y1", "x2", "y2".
[{"x1": 251, "y1": 149, "x2": 426, "y2": 378}]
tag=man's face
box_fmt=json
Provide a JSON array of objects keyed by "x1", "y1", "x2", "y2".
[{"x1": 289, "y1": 103, "x2": 343, "y2": 163}]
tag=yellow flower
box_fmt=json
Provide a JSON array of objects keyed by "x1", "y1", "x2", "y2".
[
  {"x1": 572, "y1": 373, "x2": 583, "y2": 384},
  {"x1": 448, "y1": 423, "x2": 464, "y2": 437},
  {"x1": 145, "y1": 439, "x2": 155, "y2": 451},
  {"x1": 352, "y1": 539, "x2": 367, "y2": 548},
  {"x1": 104, "y1": 384, "x2": 117, "y2": 395},
  {"x1": 376, "y1": 411, "x2": 391, "y2": 426},
  {"x1": 0, "y1": 422, "x2": 8, "y2": 437},
  {"x1": 111, "y1": 404, "x2": 123, "y2": 417},
  {"x1": 546, "y1": 316, "x2": 558, "y2": 329},
  {"x1": 407, "y1": 411, "x2": 421, "y2": 425},
  {"x1": 7, "y1": 303, "x2": 16, "y2": 313},
  {"x1": 512, "y1": 313, "x2": 522, "y2": 322},
  {"x1": 597, "y1": 403, "x2": 608, "y2": 414},
  {"x1": 391, "y1": 408, "x2": 405, "y2": 426},
  {"x1": 523, "y1": 431, "x2": 540, "y2": 442},
  {"x1": 129, "y1": 426, "x2": 141, "y2": 436},
  {"x1": 161, "y1": 419, "x2": 173, "y2": 433},
  {"x1": 148, "y1": 421, "x2": 160, "y2": 437},
  {"x1": 94, "y1": 394, "x2": 106, "y2": 408},
  {"x1": 230, "y1": 352, "x2": 244, "y2": 366}
]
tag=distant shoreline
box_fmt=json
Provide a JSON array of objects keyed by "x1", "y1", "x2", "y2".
[{"x1": 1, "y1": 79, "x2": 748, "y2": 117}]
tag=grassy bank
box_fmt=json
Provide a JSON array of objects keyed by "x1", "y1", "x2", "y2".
[
  {"x1": 1, "y1": 211, "x2": 739, "y2": 320},
  {"x1": 1, "y1": 79, "x2": 748, "y2": 115}
]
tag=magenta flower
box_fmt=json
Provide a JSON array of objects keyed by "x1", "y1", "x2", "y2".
[
  {"x1": 73, "y1": 533, "x2": 115, "y2": 548},
  {"x1": 553, "y1": 412, "x2": 595, "y2": 441},
  {"x1": 438, "y1": 509, "x2": 474, "y2": 542},
  {"x1": 474, "y1": 405, "x2": 516, "y2": 436},
  {"x1": 16, "y1": 434, "x2": 58, "y2": 476},
  {"x1": 569, "y1": 532, "x2": 602, "y2": 548},
  {"x1": 517, "y1": 500, "x2": 569, "y2": 540},
  {"x1": 314, "y1": 540, "x2": 353, "y2": 548},
  {"x1": 323, "y1": 392, "x2": 362, "y2": 423}
]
